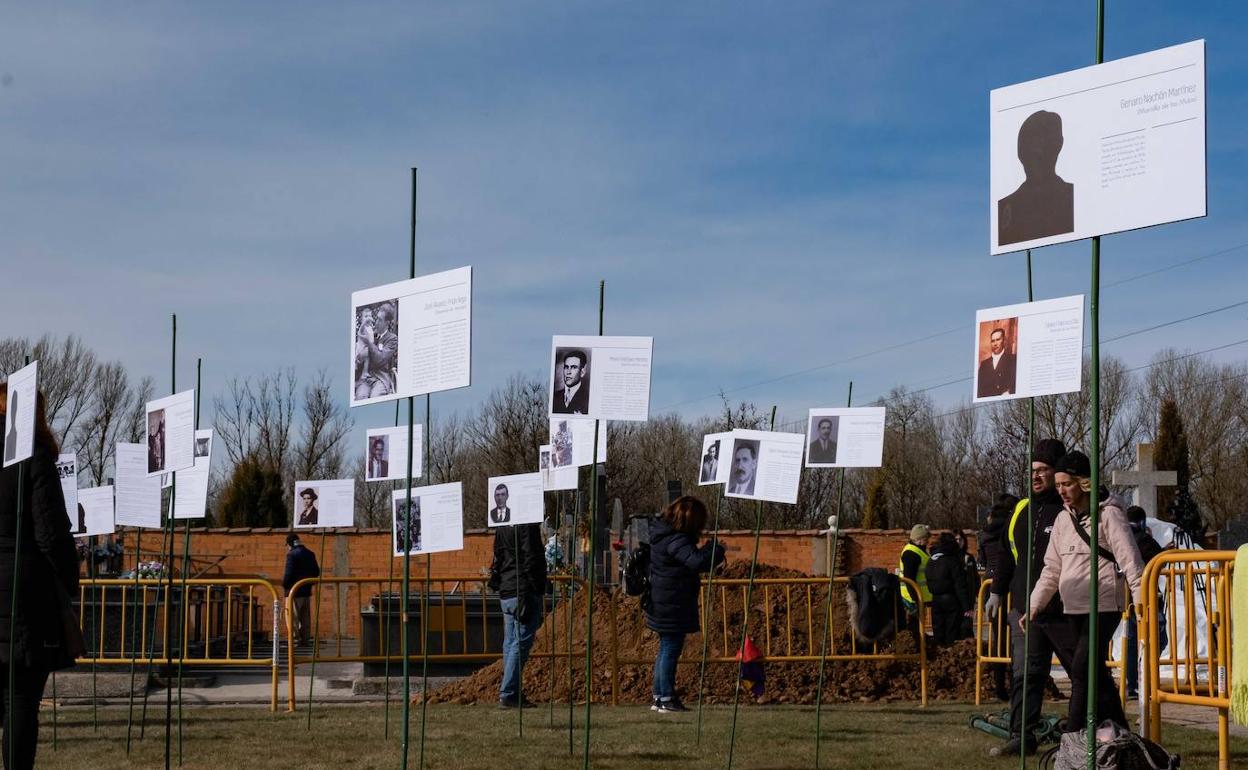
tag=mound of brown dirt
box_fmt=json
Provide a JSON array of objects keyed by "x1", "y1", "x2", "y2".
[{"x1": 428, "y1": 563, "x2": 985, "y2": 706}]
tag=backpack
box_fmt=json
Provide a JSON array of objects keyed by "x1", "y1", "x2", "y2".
[
  {"x1": 622, "y1": 542, "x2": 652, "y2": 610},
  {"x1": 1045, "y1": 722, "x2": 1179, "y2": 770}
]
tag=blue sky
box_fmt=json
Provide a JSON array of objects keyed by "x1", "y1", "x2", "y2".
[{"x1": 3, "y1": 2, "x2": 1246, "y2": 435}]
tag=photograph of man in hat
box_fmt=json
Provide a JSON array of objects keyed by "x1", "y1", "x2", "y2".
[{"x1": 297, "y1": 487, "x2": 319, "y2": 526}]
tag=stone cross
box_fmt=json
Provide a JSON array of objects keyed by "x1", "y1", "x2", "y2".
[{"x1": 1110, "y1": 443, "x2": 1178, "y2": 517}]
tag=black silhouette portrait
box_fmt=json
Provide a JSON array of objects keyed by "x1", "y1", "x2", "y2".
[
  {"x1": 998, "y1": 110, "x2": 1074, "y2": 247},
  {"x1": 3, "y1": 388, "x2": 18, "y2": 463}
]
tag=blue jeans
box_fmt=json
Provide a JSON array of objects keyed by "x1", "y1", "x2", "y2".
[
  {"x1": 652, "y1": 632, "x2": 686, "y2": 700},
  {"x1": 500, "y1": 594, "x2": 543, "y2": 701}
]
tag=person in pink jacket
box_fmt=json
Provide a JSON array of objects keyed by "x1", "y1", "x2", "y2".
[{"x1": 1027, "y1": 450, "x2": 1144, "y2": 731}]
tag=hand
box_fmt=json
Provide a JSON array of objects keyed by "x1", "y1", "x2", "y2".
[{"x1": 985, "y1": 593, "x2": 1001, "y2": 620}]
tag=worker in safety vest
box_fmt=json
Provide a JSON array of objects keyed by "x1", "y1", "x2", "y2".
[
  {"x1": 898, "y1": 524, "x2": 933, "y2": 612},
  {"x1": 986, "y1": 438, "x2": 1078, "y2": 758}
]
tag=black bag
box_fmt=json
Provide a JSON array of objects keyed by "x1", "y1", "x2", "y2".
[{"x1": 622, "y1": 542, "x2": 652, "y2": 609}]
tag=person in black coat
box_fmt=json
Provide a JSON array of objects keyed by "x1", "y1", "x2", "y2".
[
  {"x1": 925, "y1": 532, "x2": 974, "y2": 646},
  {"x1": 489, "y1": 522, "x2": 546, "y2": 708},
  {"x1": 978, "y1": 493, "x2": 1017, "y2": 700},
  {"x1": 0, "y1": 388, "x2": 80, "y2": 770},
  {"x1": 644, "y1": 495, "x2": 725, "y2": 713},
  {"x1": 282, "y1": 534, "x2": 321, "y2": 645}
]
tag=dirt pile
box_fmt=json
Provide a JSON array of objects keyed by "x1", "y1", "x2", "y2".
[{"x1": 429, "y1": 563, "x2": 986, "y2": 705}]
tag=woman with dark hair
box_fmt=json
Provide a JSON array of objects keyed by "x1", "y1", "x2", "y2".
[
  {"x1": 644, "y1": 495, "x2": 725, "y2": 713},
  {"x1": 0, "y1": 388, "x2": 80, "y2": 769},
  {"x1": 1028, "y1": 450, "x2": 1143, "y2": 730}
]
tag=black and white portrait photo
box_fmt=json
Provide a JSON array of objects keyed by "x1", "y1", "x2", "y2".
[
  {"x1": 997, "y1": 110, "x2": 1073, "y2": 247},
  {"x1": 699, "y1": 440, "x2": 720, "y2": 483},
  {"x1": 393, "y1": 496, "x2": 422, "y2": 554},
  {"x1": 195, "y1": 435, "x2": 211, "y2": 459},
  {"x1": 367, "y1": 435, "x2": 390, "y2": 480},
  {"x1": 551, "y1": 347, "x2": 590, "y2": 415},
  {"x1": 354, "y1": 299, "x2": 399, "y2": 402},
  {"x1": 3, "y1": 388, "x2": 20, "y2": 465},
  {"x1": 296, "y1": 486, "x2": 319, "y2": 527},
  {"x1": 489, "y1": 483, "x2": 511, "y2": 525},
  {"x1": 539, "y1": 448, "x2": 551, "y2": 471},
  {"x1": 728, "y1": 439, "x2": 760, "y2": 496},
  {"x1": 552, "y1": 420, "x2": 574, "y2": 468},
  {"x1": 807, "y1": 417, "x2": 839, "y2": 465},
  {"x1": 147, "y1": 408, "x2": 166, "y2": 474}
]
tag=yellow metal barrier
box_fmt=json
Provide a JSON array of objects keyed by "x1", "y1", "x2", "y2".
[
  {"x1": 1142, "y1": 550, "x2": 1236, "y2": 770},
  {"x1": 972, "y1": 578, "x2": 1131, "y2": 706},
  {"x1": 76, "y1": 578, "x2": 282, "y2": 711},
  {"x1": 612, "y1": 576, "x2": 929, "y2": 707},
  {"x1": 284, "y1": 574, "x2": 586, "y2": 712}
]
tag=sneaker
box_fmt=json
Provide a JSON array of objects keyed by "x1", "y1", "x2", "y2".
[
  {"x1": 656, "y1": 698, "x2": 689, "y2": 713},
  {"x1": 650, "y1": 697, "x2": 663, "y2": 712},
  {"x1": 988, "y1": 735, "x2": 1036, "y2": 757},
  {"x1": 498, "y1": 696, "x2": 535, "y2": 709}
]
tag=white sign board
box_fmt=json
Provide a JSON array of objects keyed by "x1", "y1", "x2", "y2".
[
  {"x1": 391, "y1": 482, "x2": 464, "y2": 556},
  {"x1": 115, "y1": 442, "x2": 162, "y2": 528},
  {"x1": 364, "y1": 425, "x2": 423, "y2": 482},
  {"x1": 172, "y1": 429, "x2": 213, "y2": 520},
  {"x1": 973, "y1": 294, "x2": 1084, "y2": 403},
  {"x1": 990, "y1": 40, "x2": 1205, "y2": 254},
  {"x1": 486, "y1": 472, "x2": 545, "y2": 527},
  {"x1": 539, "y1": 444, "x2": 577, "y2": 491},
  {"x1": 548, "y1": 336, "x2": 652, "y2": 421},
  {"x1": 76, "y1": 485, "x2": 116, "y2": 538},
  {"x1": 56, "y1": 453, "x2": 84, "y2": 535},
  {"x1": 2, "y1": 361, "x2": 37, "y2": 468},
  {"x1": 549, "y1": 418, "x2": 607, "y2": 468},
  {"x1": 723, "y1": 429, "x2": 805, "y2": 505},
  {"x1": 805, "y1": 407, "x2": 887, "y2": 469},
  {"x1": 350, "y1": 266, "x2": 473, "y2": 407},
  {"x1": 293, "y1": 479, "x2": 354, "y2": 528},
  {"x1": 697, "y1": 432, "x2": 732, "y2": 485},
  {"x1": 145, "y1": 389, "x2": 196, "y2": 478}
]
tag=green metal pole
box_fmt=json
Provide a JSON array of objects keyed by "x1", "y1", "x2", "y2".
[
  {"x1": 8, "y1": 461, "x2": 26, "y2": 770},
  {"x1": 695, "y1": 485, "x2": 725, "y2": 746},
  {"x1": 581, "y1": 280, "x2": 605, "y2": 770},
  {"x1": 515, "y1": 523, "x2": 523, "y2": 736},
  {"x1": 305, "y1": 528, "x2": 328, "y2": 729},
  {"x1": 177, "y1": 357, "x2": 201, "y2": 765},
  {"x1": 725, "y1": 405, "x2": 777, "y2": 770},
  {"x1": 814, "y1": 382, "x2": 852, "y2": 768},
  {"x1": 418, "y1": 396, "x2": 432, "y2": 769},
  {"x1": 402, "y1": 166, "x2": 418, "y2": 770},
  {"x1": 126, "y1": 528, "x2": 142, "y2": 753},
  {"x1": 91, "y1": 536, "x2": 99, "y2": 732},
  {"x1": 1020, "y1": 251, "x2": 1035, "y2": 770},
  {"x1": 384, "y1": 399, "x2": 399, "y2": 738},
  {"x1": 1087, "y1": 6, "x2": 1105, "y2": 769},
  {"x1": 567, "y1": 493, "x2": 576, "y2": 755}
]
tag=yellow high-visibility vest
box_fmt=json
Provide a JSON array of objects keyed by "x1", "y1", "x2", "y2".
[
  {"x1": 898, "y1": 543, "x2": 932, "y2": 604},
  {"x1": 1008, "y1": 497, "x2": 1030, "y2": 562}
]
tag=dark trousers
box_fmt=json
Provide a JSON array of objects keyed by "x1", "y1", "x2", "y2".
[
  {"x1": 930, "y1": 607, "x2": 963, "y2": 646},
  {"x1": 0, "y1": 664, "x2": 50, "y2": 770},
  {"x1": 1068, "y1": 612, "x2": 1127, "y2": 730},
  {"x1": 293, "y1": 596, "x2": 312, "y2": 644},
  {"x1": 1008, "y1": 610, "x2": 1077, "y2": 737}
]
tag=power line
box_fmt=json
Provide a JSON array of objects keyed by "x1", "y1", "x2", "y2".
[{"x1": 656, "y1": 239, "x2": 1248, "y2": 412}]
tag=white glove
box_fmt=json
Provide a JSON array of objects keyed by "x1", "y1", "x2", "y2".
[{"x1": 985, "y1": 593, "x2": 1001, "y2": 620}]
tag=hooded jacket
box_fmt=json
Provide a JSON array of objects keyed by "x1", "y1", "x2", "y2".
[
  {"x1": 925, "y1": 538, "x2": 974, "y2": 613},
  {"x1": 1029, "y1": 494, "x2": 1144, "y2": 616},
  {"x1": 644, "y1": 517, "x2": 724, "y2": 635}
]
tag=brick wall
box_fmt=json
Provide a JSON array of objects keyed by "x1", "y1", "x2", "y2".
[{"x1": 104, "y1": 526, "x2": 975, "y2": 639}]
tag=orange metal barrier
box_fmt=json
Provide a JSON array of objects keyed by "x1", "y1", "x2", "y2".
[
  {"x1": 612, "y1": 576, "x2": 929, "y2": 707},
  {"x1": 973, "y1": 578, "x2": 1131, "y2": 706},
  {"x1": 284, "y1": 574, "x2": 586, "y2": 711},
  {"x1": 1142, "y1": 550, "x2": 1236, "y2": 770},
  {"x1": 76, "y1": 578, "x2": 282, "y2": 711}
]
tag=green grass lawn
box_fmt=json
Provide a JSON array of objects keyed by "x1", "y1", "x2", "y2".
[{"x1": 39, "y1": 702, "x2": 1244, "y2": 769}]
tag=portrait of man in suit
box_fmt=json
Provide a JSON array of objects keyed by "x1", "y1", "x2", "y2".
[
  {"x1": 998, "y1": 109, "x2": 1074, "y2": 247},
  {"x1": 807, "y1": 417, "x2": 839, "y2": 464},
  {"x1": 490, "y1": 483, "x2": 511, "y2": 525},
  {"x1": 367, "y1": 436, "x2": 390, "y2": 480},
  {"x1": 552, "y1": 420, "x2": 574, "y2": 467},
  {"x1": 147, "y1": 408, "x2": 166, "y2": 474},
  {"x1": 976, "y1": 323, "x2": 1018, "y2": 398},
  {"x1": 728, "y1": 439, "x2": 760, "y2": 496},
  {"x1": 699, "y1": 440, "x2": 720, "y2": 483},
  {"x1": 552, "y1": 348, "x2": 590, "y2": 415},
  {"x1": 354, "y1": 300, "x2": 400, "y2": 401},
  {"x1": 297, "y1": 487, "x2": 319, "y2": 526}
]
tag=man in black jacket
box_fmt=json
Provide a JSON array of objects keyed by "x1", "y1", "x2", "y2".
[
  {"x1": 490, "y1": 522, "x2": 546, "y2": 708},
  {"x1": 988, "y1": 438, "x2": 1079, "y2": 757},
  {"x1": 282, "y1": 534, "x2": 321, "y2": 646}
]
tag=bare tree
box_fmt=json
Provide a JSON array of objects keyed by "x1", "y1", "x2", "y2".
[
  {"x1": 292, "y1": 371, "x2": 354, "y2": 482},
  {"x1": 77, "y1": 363, "x2": 153, "y2": 485}
]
